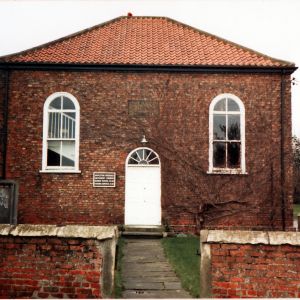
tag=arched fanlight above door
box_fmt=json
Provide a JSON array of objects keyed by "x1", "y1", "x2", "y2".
[{"x1": 127, "y1": 148, "x2": 160, "y2": 165}]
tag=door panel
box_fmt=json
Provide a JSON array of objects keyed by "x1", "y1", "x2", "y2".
[{"x1": 125, "y1": 166, "x2": 161, "y2": 226}]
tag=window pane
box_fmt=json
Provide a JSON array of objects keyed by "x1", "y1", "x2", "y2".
[
  {"x1": 228, "y1": 115, "x2": 241, "y2": 140},
  {"x1": 131, "y1": 151, "x2": 139, "y2": 162},
  {"x1": 61, "y1": 141, "x2": 75, "y2": 167},
  {"x1": 213, "y1": 142, "x2": 226, "y2": 168},
  {"x1": 48, "y1": 112, "x2": 54, "y2": 138},
  {"x1": 147, "y1": 150, "x2": 159, "y2": 164},
  {"x1": 147, "y1": 151, "x2": 157, "y2": 161},
  {"x1": 48, "y1": 112, "x2": 61, "y2": 138},
  {"x1": 63, "y1": 97, "x2": 75, "y2": 109},
  {"x1": 228, "y1": 99, "x2": 240, "y2": 111},
  {"x1": 213, "y1": 115, "x2": 226, "y2": 140},
  {"x1": 228, "y1": 142, "x2": 241, "y2": 168},
  {"x1": 149, "y1": 158, "x2": 159, "y2": 165},
  {"x1": 136, "y1": 149, "x2": 143, "y2": 161},
  {"x1": 128, "y1": 158, "x2": 138, "y2": 164},
  {"x1": 49, "y1": 97, "x2": 61, "y2": 110},
  {"x1": 47, "y1": 141, "x2": 61, "y2": 166},
  {"x1": 145, "y1": 149, "x2": 151, "y2": 160},
  {"x1": 214, "y1": 98, "x2": 226, "y2": 111},
  {"x1": 62, "y1": 112, "x2": 76, "y2": 138}
]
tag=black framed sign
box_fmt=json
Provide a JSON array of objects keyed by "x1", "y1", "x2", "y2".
[
  {"x1": 93, "y1": 172, "x2": 116, "y2": 188},
  {"x1": 0, "y1": 180, "x2": 18, "y2": 224}
]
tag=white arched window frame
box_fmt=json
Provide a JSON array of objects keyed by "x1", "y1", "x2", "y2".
[
  {"x1": 126, "y1": 147, "x2": 160, "y2": 166},
  {"x1": 208, "y1": 93, "x2": 246, "y2": 174},
  {"x1": 41, "y1": 92, "x2": 80, "y2": 173}
]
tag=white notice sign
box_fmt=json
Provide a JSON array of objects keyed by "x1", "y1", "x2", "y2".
[{"x1": 93, "y1": 172, "x2": 116, "y2": 188}]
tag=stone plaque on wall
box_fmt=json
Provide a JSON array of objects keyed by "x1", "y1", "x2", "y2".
[
  {"x1": 128, "y1": 100, "x2": 159, "y2": 117},
  {"x1": 93, "y1": 172, "x2": 116, "y2": 188}
]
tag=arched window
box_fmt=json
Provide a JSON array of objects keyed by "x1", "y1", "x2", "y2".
[
  {"x1": 42, "y1": 92, "x2": 80, "y2": 172},
  {"x1": 209, "y1": 93, "x2": 246, "y2": 174},
  {"x1": 127, "y1": 148, "x2": 160, "y2": 165}
]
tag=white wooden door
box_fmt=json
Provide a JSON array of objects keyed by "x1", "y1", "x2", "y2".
[{"x1": 125, "y1": 148, "x2": 161, "y2": 226}]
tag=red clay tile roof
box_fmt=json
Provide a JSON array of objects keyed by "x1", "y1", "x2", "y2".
[{"x1": 0, "y1": 16, "x2": 294, "y2": 67}]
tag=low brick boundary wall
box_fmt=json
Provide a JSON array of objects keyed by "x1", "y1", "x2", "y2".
[
  {"x1": 200, "y1": 230, "x2": 300, "y2": 298},
  {"x1": 0, "y1": 224, "x2": 118, "y2": 298}
]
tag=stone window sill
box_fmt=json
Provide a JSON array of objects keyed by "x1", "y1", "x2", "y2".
[
  {"x1": 207, "y1": 169, "x2": 248, "y2": 175},
  {"x1": 39, "y1": 170, "x2": 81, "y2": 174}
]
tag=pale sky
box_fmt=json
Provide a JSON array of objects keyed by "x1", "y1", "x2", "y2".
[{"x1": 0, "y1": 0, "x2": 299, "y2": 136}]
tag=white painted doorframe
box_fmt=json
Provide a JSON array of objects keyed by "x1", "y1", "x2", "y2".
[{"x1": 125, "y1": 147, "x2": 161, "y2": 226}]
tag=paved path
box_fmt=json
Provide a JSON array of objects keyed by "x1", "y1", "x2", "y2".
[{"x1": 121, "y1": 238, "x2": 192, "y2": 299}]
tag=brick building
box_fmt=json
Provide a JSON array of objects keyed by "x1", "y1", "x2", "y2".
[{"x1": 0, "y1": 16, "x2": 296, "y2": 232}]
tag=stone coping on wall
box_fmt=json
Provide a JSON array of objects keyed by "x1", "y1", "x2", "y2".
[
  {"x1": 201, "y1": 229, "x2": 300, "y2": 245},
  {"x1": 200, "y1": 229, "x2": 300, "y2": 298},
  {"x1": 0, "y1": 224, "x2": 118, "y2": 240}
]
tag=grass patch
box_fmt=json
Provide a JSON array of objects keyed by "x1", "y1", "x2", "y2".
[
  {"x1": 161, "y1": 235, "x2": 200, "y2": 298},
  {"x1": 293, "y1": 204, "x2": 300, "y2": 218},
  {"x1": 114, "y1": 237, "x2": 126, "y2": 298}
]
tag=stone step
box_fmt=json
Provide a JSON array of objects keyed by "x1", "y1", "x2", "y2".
[
  {"x1": 122, "y1": 231, "x2": 164, "y2": 238},
  {"x1": 123, "y1": 225, "x2": 165, "y2": 232}
]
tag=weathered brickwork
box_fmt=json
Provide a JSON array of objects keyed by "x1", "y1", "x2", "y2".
[
  {"x1": 3, "y1": 70, "x2": 293, "y2": 231},
  {"x1": 0, "y1": 70, "x2": 6, "y2": 177},
  {"x1": 211, "y1": 243, "x2": 300, "y2": 298},
  {"x1": 0, "y1": 72, "x2": 4, "y2": 125},
  {"x1": 0, "y1": 236, "x2": 102, "y2": 298}
]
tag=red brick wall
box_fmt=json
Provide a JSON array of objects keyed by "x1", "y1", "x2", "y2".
[
  {"x1": 211, "y1": 243, "x2": 300, "y2": 298},
  {"x1": 4, "y1": 70, "x2": 293, "y2": 231},
  {"x1": 0, "y1": 70, "x2": 6, "y2": 178},
  {"x1": 0, "y1": 236, "x2": 102, "y2": 298}
]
